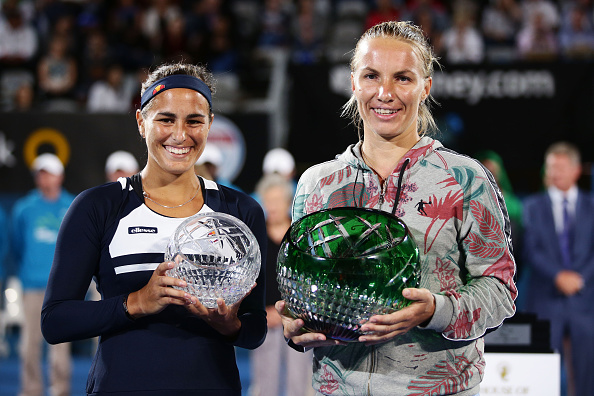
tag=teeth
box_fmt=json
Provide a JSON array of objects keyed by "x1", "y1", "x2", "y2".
[
  {"x1": 167, "y1": 146, "x2": 190, "y2": 154},
  {"x1": 374, "y1": 108, "x2": 397, "y2": 115}
]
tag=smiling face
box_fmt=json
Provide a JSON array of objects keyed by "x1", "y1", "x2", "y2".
[
  {"x1": 351, "y1": 37, "x2": 431, "y2": 145},
  {"x1": 136, "y1": 88, "x2": 212, "y2": 177}
]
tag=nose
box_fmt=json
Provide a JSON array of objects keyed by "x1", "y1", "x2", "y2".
[
  {"x1": 377, "y1": 80, "x2": 394, "y2": 102},
  {"x1": 171, "y1": 124, "x2": 186, "y2": 144}
]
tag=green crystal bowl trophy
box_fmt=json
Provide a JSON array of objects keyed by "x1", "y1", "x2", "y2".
[
  {"x1": 277, "y1": 207, "x2": 420, "y2": 342},
  {"x1": 165, "y1": 212, "x2": 261, "y2": 308}
]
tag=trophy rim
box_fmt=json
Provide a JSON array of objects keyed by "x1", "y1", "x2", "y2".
[
  {"x1": 283, "y1": 206, "x2": 415, "y2": 259},
  {"x1": 167, "y1": 211, "x2": 261, "y2": 270}
]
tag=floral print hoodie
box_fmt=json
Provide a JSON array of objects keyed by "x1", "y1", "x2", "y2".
[{"x1": 291, "y1": 137, "x2": 517, "y2": 396}]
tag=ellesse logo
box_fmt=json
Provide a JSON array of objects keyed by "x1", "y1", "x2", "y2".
[{"x1": 128, "y1": 227, "x2": 158, "y2": 234}]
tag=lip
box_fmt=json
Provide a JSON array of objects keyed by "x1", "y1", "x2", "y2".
[
  {"x1": 371, "y1": 107, "x2": 400, "y2": 119},
  {"x1": 164, "y1": 145, "x2": 192, "y2": 156}
]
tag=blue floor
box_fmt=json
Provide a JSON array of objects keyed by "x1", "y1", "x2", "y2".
[{"x1": 0, "y1": 330, "x2": 252, "y2": 396}]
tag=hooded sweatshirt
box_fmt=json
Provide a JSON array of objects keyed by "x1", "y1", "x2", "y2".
[{"x1": 292, "y1": 137, "x2": 517, "y2": 396}]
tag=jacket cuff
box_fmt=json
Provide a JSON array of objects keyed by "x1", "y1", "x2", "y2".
[{"x1": 418, "y1": 293, "x2": 453, "y2": 332}]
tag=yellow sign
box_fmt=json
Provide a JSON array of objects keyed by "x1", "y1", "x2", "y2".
[{"x1": 23, "y1": 128, "x2": 70, "y2": 169}]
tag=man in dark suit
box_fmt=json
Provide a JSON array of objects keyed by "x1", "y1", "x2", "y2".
[{"x1": 523, "y1": 141, "x2": 594, "y2": 396}]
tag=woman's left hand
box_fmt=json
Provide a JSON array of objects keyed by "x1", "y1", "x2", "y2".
[
  {"x1": 358, "y1": 288, "x2": 436, "y2": 346},
  {"x1": 185, "y1": 284, "x2": 255, "y2": 338},
  {"x1": 186, "y1": 298, "x2": 242, "y2": 338}
]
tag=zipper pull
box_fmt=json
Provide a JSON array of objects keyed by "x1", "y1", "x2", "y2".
[{"x1": 378, "y1": 180, "x2": 388, "y2": 206}]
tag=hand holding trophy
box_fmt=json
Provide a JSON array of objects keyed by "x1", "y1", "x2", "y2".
[
  {"x1": 277, "y1": 207, "x2": 420, "y2": 342},
  {"x1": 165, "y1": 212, "x2": 261, "y2": 309}
]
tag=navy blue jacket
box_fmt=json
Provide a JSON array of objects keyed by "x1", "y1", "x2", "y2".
[{"x1": 41, "y1": 176, "x2": 267, "y2": 395}]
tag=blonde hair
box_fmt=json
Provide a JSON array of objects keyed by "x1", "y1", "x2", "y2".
[{"x1": 342, "y1": 21, "x2": 440, "y2": 138}]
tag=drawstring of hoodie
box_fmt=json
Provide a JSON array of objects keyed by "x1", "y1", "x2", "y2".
[
  {"x1": 353, "y1": 155, "x2": 410, "y2": 215},
  {"x1": 392, "y1": 158, "x2": 410, "y2": 216}
]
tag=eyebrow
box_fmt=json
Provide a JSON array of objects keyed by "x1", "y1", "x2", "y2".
[
  {"x1": 361, "y1": 66, "x2": 414, "y2": 75},
  {"x1": 156, "y1": 112, "x2": 207, "y2": 119}
]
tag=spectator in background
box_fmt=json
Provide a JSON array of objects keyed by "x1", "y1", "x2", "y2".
[
  {"x1": 291, "y1": 0, "x2": 327, "y2": 65},
  {"x1": 365, "y1": 0, "x2": 402, "y2": 31},
  {"x1": 78, "y1": 30, "x2": 114, "y2": 104},
  {"x1": 0, "y1": 4, "x2": 38, "y2": 68},
  {"x1": 86, "y1": 63, "x2": 134, "y2": 113},
  {"x1": 195, "y1": 143, "x2": 242, "y2": 191},
  {"x1": 520, "y1": 0, "x2": 560, "y2": 31},
  {"x1": 105, "y1": 150, "x2": 139, "y2": 182},
  {"x1": 481, "y1": 0, "x2": 523, "y2": 62},
  {"x1": 140, "y1": 0, "x2": 182, "y2": 56},
  {"x1": 402, "y1": 0, "x2": 450, "y2": 33},
  {"x1": 558, "y1": 5, "x2": 594, "y2": 59},
  {"x1": 522, "y1": 142, "x2": 594, "y2": 396},
  {"x1": 107, "y1": 0, "x2": 153, "y2": 70},
  {"x1": 411, "y1": 5, "x2": 445, "y2": 55},
  {"x1": 262, "y1": 147, "x2": 296, "y2": 181},
  {"x1": 9, "y1": 80, "x2": 37, "y2": 112},
  {"x1": 194, "y1": 143, "x2": 224, "y2": 182},
  {"x1": 0, "y1": 3, "x2": 38, "y2": 110},
  {"x1": 36, "y1": 33, "x2": 78, "y2": 111},
  {"x1": 262, "y1": 147, "x2": 297, "y2": 196},
  {"x1": 204, "y1": 14, "x2": 239, "y2": 72},
  {"x1": 249, "y1": 173, "x2": 313, "y2": 396},
  {"x1": 517, "y1": 9, "x2": 560, "y2": 60},
  {"x1": 256, "y1": 0, "x2": 292, "y2": 50},
  {"x1": 10, "y1": 153, "x2": 75, "y2": 396},
  {"x1": 441, "y1": 8, "x2": 485, "y2": 64}
]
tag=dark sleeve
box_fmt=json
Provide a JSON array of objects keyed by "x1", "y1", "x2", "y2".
[
  {"x1": 41, "y1": 187, "x2": 131, "y2": 344},
  {"x1": 224, "y1": 189, "x2": 268, "y2": 350}
]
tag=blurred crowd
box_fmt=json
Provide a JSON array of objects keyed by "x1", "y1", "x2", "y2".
[{"x1": 1, "y1": 0, "x2": 593, "y2": 113}]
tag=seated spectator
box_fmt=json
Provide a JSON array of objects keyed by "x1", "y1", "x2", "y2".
[
  {"x1": 140, "y1": 0, "x2": 182, "y2": 55},
  {"x1": 78, "y1": 30, "x2": 115, "y2": 103},
  {"x1": 86, "y1": 63, "x2": 134, "y2": 113},
  {"x1": 256, "y1": 0, "x2": 292, "y2": 50},
  {"x1": 364, "y1": 0, "x2": 402, "y2": 31},
  {"x1": 441, "y1": 9, "x2": 485, "y2": 64},
  {"x1": 517, "y1": 9, "x2": 560, "y2": 60},
  {"x1": 0, "y1": 4, "x2": 38, "y2": 68},
  {"x1": 558, "y1": 5, "x2": 594, "y2": 59},
  {"x1": 403, "y1": 0, "x2": 450, "y2": 32},
  {"x1": 411, "y1": 6, "x2": 445, "y2": 55},
  {"x1": 37, "y1": 34, "x2": 77, "y2": 101},
  {"x1": 205, "y1": 14, "x2": 239, "y2": 73},
  {"x1": 520, "y1": 0, "x2": 560, "y2": 31},
  {"x1": 291, "y1": 0, "x2": 326, "y2": 65},
  {"x1": 481, "y1": 0, "x2": 522, "y2": 62},
  {"x1": 10, "y1": 80, "x2": 37, "y2": 112}
]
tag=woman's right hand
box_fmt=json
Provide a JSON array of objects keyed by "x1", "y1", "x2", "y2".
[
  {"x1": 126, "y1": 261, "x2": 196, "y2": 319},
  {"x1": 275, "y1": 300, "x2": 347, "y2": 348}
]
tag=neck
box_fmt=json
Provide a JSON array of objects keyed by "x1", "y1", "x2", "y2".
[
  {"x1": 267, "y1": 219, "x2": 291, "y2": 244},
  {"x1": 41, "y1": 188, "x2": 60, "y2": 201},
  {"x1": 361, "y1": 138, "x2": 418, "y2": 180}
]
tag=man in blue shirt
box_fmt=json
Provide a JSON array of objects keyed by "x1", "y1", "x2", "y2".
[{"x1": 11, "y1": 153, "x2": 75, "y2": 396}]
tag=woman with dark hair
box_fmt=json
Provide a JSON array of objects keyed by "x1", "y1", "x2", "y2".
[{"x1": 41, "y1": 62, "x2": 267, "y2": 396}]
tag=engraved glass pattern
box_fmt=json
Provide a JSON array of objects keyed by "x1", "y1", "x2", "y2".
[
  {"x1": 277, "y1": 207, "x2": 420, "y2": 342},
  {"x1": 165, "y1": 212, "x2": 261, "y2": 308}
]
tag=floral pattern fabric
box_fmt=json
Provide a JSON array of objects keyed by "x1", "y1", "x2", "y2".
[{"x1": 293, "y1": 137, "x2": 516, "y2": 396}]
